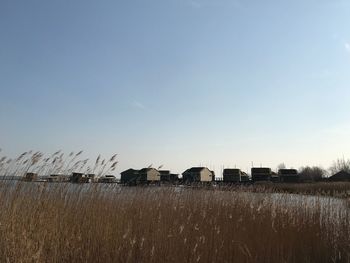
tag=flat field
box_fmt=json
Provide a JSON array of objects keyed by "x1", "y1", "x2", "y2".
[{"x1": 0, "y1": 182, "x2": 349, "y2": 263}]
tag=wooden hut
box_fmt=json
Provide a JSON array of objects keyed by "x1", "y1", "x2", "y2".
[
  {"x1": 278, "y1": 169, "x2": 299, "y2": 183},
  {"x1": 120, "y1": 169, "x2": 139, "y2": 185},
  {"x1": 211, "y1": 170, "x2": 215, "y2": 182},
  {"x1": 223, "y1": 169, "x2": 242, "y2": 183},
  {"x1": 120, "y1": 168, "x2": 160, "y2": 184},
  {"x1": 87, "y1": 174, "x2": 96, "y2": 182},
  {"x1": 240, "y1": 173, "x2": 250, "y2": 182},
  {"x1": 49, "y1": 174, "x2": 70, "y2": 182},
  {"x1": 98, "y1": 175, "x2": 117, "y2": 183},
  {"x1": 271, "y1": 172, "x2": 279, "y2": 182},
  {"x1": 70, "y1": 172, "x2": 89, "y2": 183},
  {"x1": 138, "y1": 168, "x2": 161, "y2": 183},
  {"x1": 23, "y1": 172, "x2": 38, "y2": 182},
  {"x1": 159, "y1": 170, "x2": 179, "y2": 183},
  {"x1": 329, "y1": 171, "x2": 350, "y2": 182},
  {"x1": 182, "y1": 167, "x2": 213, "y2": 183},
  {"x1": 251, "y1": 167, "x2": 272, "y2": 182}
]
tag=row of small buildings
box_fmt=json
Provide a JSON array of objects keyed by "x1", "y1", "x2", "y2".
[
  {"x1": 21, "y1": 167, "x2": 350, "y2": 184},
  {"x1": 23, "y1": 172, "x2": 118, "y2": 183},
  {"x1": 120, "y1": 167, "x2": 302, "y2": 184}
]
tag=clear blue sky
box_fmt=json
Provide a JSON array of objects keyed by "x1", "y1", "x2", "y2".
[{"x1": 1, "y1": 0, "x2": 350, "y2": 175}]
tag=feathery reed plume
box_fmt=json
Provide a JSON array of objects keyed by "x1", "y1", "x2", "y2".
[
  {"x1": 16, "y1": 152, "x2": 28, "y2": 162},
  {"x1": 111, "y1": 161, "x2": 118, "y2": 170},
  {"x1": 98, "y1": 153, "x2": 119, "y2": 176},
  {"x1": 69, "y1": 161, "x2": 82, "y2": 174},
  {"x1": 31, "y1": 152, "x2": 43, "y2": 165},
  {"x1": 53, "y1": 150, "x2": 61, "y2": 156},
  {"x1": 78, "y1": 159, "x2": 89, "y2": 172},
  {"x1": 98, "y1": 159, "x2": 108, "y2": 177},
  {"x1": 64, "y1": 151, "x2": 83, "y2": 175},
  {"x1": 104, "y1": 161, "x2": 119, "y2": 175},
  {"x1": 54, "y1": 153, "x2": 65, "y2": 174},
  {"x1": 93, "y1": 155, "x2": 101, "y2": 174},
  {"x1": 109, "y1": 154, "x2": 118, "y2": 162}
]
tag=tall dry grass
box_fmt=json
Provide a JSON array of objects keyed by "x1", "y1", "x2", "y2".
[
  {"x1": 0, "y1": 181, "x2": 349, "y2": 263},
  {"x1": 217, "y1": 182, "x2": 350, "y2": 198},
  {"x1": 0, "y1": 151, "x2": 118, "y2": 178}
]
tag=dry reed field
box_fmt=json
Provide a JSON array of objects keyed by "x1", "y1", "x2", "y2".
[
  {"x1": 0, "y1": 181, "x2": 349, "y2": 263},
  {"x1": 218, "y1": 182, "x2": 350, "y2": 198}
]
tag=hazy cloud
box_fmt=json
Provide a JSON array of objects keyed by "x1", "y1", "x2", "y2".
[
  {"x1": 345, "y1": 42, "x2": 350, "y2": 53},
  {"x1": 131, "y1": 100, "x2": 146, "y2": 110}
]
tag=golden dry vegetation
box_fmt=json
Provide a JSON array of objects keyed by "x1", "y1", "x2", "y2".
[
  {"x1": 218, "y1": 182, "x2": 350, "y2": 198},
  {"x1": 0, "y1": 182, "x2": 349, "y2": 263}
]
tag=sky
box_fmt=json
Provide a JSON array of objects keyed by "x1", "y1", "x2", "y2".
[{"x1": 1, "y1": 0, "x2": 350, "y2": 176}]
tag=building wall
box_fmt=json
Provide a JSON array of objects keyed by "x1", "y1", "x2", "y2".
[
  {"x1": 278, "y1": 169, "x2": 299, "y2": 183},
  {"x1": 183, "y1": 172, "x2": 199, "y2": 182},
  {"x1": 200, "y1": 168, "x2": 213, "y2": 182},
  {"x1": 240, "y1": 175, "x2": 249, "y2": 182},
  {"x1": 223, "y1": 169, "x2": 241, "y2": 182},
  {"x1": 121, "y1": 170, "x2": 139, "y2": 184},
  {"x1": 251, "y1": 168, "x2": 272, "y2": 181},
  {"x1": 146, "y1": 169, "x2": 160, "y2": 181},
  {"x1": 329, "y1": 172, "x2": 350, "y2": 182}
]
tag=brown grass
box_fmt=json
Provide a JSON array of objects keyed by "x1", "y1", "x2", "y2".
[
  {"x1": 0, "y1": 181, "x2": 349, "y2": 263},
  {"x1": 224, "y1": 182, "x2": 350, "y2": 198}
]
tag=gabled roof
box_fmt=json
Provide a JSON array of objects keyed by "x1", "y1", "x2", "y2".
[
  {"x1": 330, "y1": 170, "x2": 350, "y2": 180},
  {"x1": 120, "y1": 168, "x2": 139, "y2": 175},
  {"x1": 183, "y1": 167, "x2": 208, "y2": 174},
  {"x1": 139, "y1": 168, "x2": 159, "y2": 173}
]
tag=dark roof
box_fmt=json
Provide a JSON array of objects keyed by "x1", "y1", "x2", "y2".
[
  {"x1": 251, "y1": 167, "x2": 271, "y2": 173},
  {"x1": 120, "y1": 168, "x2": 139, "y2": 175},
  {"x1": 139, "y1": 168, "x2": 158, "y2": 173},
  {"x1": 329, "y1": 171, "x2": 350, "y2": 181},
  {"x1": 183, "y1": 167, "x2": 207, "y2": 174}
]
